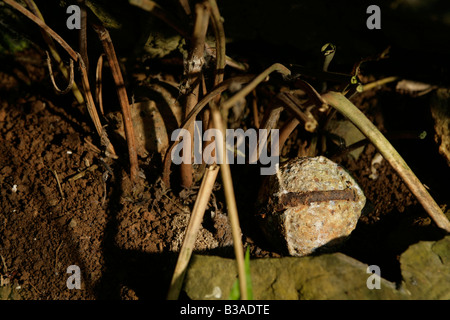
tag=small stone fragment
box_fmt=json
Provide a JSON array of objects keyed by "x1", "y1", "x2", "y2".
[
  {"x1": 69, "y1": 219, "x2": 77, "y2": 228},
  {"x1": 256, "y1": 156, "x2": 366, "y2": 257}
]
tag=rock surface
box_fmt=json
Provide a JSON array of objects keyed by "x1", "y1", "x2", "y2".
[
  {"x1": 400, "y1": 235, "x2": 450, "y2": 299},
  {"x1": 182, "y1": 235, "x2": 450, "y2": 300},
  {"x1": 256, "y1": 157, "x2": 366, "y2": 256},
  {"x1": 431, "y1": 89, "x2": 450, "y2": 166}
]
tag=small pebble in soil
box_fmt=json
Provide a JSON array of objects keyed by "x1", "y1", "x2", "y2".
[{"x1": 256, "y1": 156, "x2": 366, "y2": 257}]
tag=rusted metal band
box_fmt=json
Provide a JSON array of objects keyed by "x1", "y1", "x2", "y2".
[{"x1": 275, "y1": 189, "x2": 357, "y2": 210}]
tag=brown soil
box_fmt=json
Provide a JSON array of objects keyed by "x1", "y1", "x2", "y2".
[{"x1": 0, "y1": 47, "x2": 448, "y2": 300}]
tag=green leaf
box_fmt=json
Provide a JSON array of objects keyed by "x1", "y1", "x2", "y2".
[
  {"x1": 229, "y1": 277, "x2": 240, "y2": 300},
  {"x1": 228, "y1": 246, "x2": 253, "y2": 300},
  {"x1": 244, "y1": 246, "x2": 253, "y2": 300}
]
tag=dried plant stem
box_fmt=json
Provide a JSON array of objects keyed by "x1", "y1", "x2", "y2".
[
  {"x1": 179, "y1": 0, "x2": 192, "y2": 15},
  {"x1": 166, "y1": 164, "x2": 220, "y2": 300},
  {"x1": 201, "y1": 0, "x2": 226, "y2": 165},
  {"x1": 276, "y1": 79, "x2": 330, "y2": 153},
  {"x1": 272, "y1": 104, "x2": 320, "y2": 156},
  {"x1": 45, "y1": 51, "x2": 74, "y2": 94},
  {"x1": 210, "y1": 104, "x2": 247, "y2": 300},
  {"x1": 252, "y1": 90, "x2": 260, "y2": 129},
  {"x1": 290, "y1": 64, "x2": 353, "y2": 84},
  {"x1": 67, "y1": 164, "x2": 99, "y2": 182},
  {"x1": 276, "y1": 93, "x2": 317, "y2": 132},
  {"x1": 77, "y1": 0, "x2": 89, "y2": 73},
  {"x1": 93, "y1": 25, "x2": 139, "y2": 182},
  {"x1": 249, "y1": 104, "x2": 283, "y2": 161},
  {"x1": 293, "y1": 78, "x2": 329, "y2": 111},
  {"x1": 162, "y1": 75, "x2": 255, "y2": 188},
  {"x1": 22, "y1": 0, "x2": 85, "y2": 105},
  {"x1": 208, "y1": 0, "x2": 226, "y2": 87},
  {"x1": 50, "y1": 169, "x2": 64, "y2": 200},
  {"x1": 130, "y1": 0, "x2": 247, "y2": 71},
  {"x1": 361, "y1": 76, "x2": 399, "y2": 92},
  {"x1": 163, "y1": 64, "x2": 290, "y2": 187},
  {"x1": 5, "y1": 0, "x2": 115, "y2": 156},
  {"x1": 222, "y1": 63, "x2": 291, "y2": 111},
  {"x1": 180, "y1": 3, "x2": 210, "y2": 188},
  {"x1": 278, "y1": 117, "x2": 299, "y2": 153},
  {"x1": 78, "y1": 54, "x2": 115, "y2": 156},
  {"x1": 4, "y1": 0, "x2": 77, "y2": 59},
  {"x1": 322, "y1": 91, "x2": 450, "y2": 232},
  {"x1": 95, "y1": 54, "x2": 105, "y2": 116},
  {"x1": 0, "y1": 253, "x2": 7, "y2": 273},
  {"x1": 259, "y1": 103, "x2": 284, "y2": 133}
]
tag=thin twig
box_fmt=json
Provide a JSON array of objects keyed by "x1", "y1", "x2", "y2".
[
  {"x1": 179, "y1": 0, "x2": 192, "y2": 15},
  {"x1": 24, "y1": 0, "x2": 85, "y2": 105},
  {"x1": 321, "y1": 43, "x2": 336, "y2": 92},
  {"x1": 67, "y1": 164, "x2": 99, "y2": 182},
  {"x1": 4, "y1": 0, "x2": 77, "y2": 60},
  {"x1": 200, "y1": 74, "x2": 210, "y2": 130},
  {"x1": 0, "y1": 253, "x2": 7, "y2": 273},
  {"x1": 289, "y1": 64, "x2": 354, "y2": 84},
  {"x1": 293, "y1": 78, "x2": 329, "y2": 112},
  {"x1": 92, "y1": 24, "x2": 139, "y2": 182},
  {"x1": 276, "y1": 92, "x2": 318, "y2": 132},
  {"x1": 202, "y1": 0, "x2": 226, "y2": 170},
  {"x1": 322, "y1": 91, "x2": 450, "y2": 232},
  {"x1": 95, "y1": 54, "x2": 105, "y2": 116},
  {"x1": 78, "y1": 52, "x2": 116, "y2": 156},
  {"x1": 208, "y1": 0, "x2": 226, "y2": 87},
  {"x1": 251, "y1": 90, "x2": 260, "y2": 129},
  {"x1": 361, "y1": 76, "x2": 399, "y2": 92},
  {"x1": 29, "y1": 282, "x2": 42, "y2": 296},
  {"x1": 167, "y1": 164, "x2": 220, "y2": 300},
  {"x1": 276, "y1": 78, "x2": 332, "y2": 153},
  {"x1": 180, "y1": 3, "x2": 210, "y2": 188},
  {"x1": 45, "y1": 51, "x2": 74, "y2": 95},
  {"x1": 162, "y1": 75, "x2": 255, "y2": 188},
  {"x1": 5, "y1": 0, "x2": 116, "y2": 157},
  {"x1": 210, "y1": 104, "x2": 247, "y2": 300},
  {"x1": 54, "y1": 241, "x2": 63, "y2": 275},
  {"x1": 222, "y1": 63, "x2": 291, "y2": 111},
  {"x1": 84, "y1": 138, "x2": 118, "y2": 159},
  {"x1": 278, "y1": 117, "x2": 299, "y2": 155},
  {"x1": 101, "y1": 172, "x2": 107, "y2": 207},
  {"x1": 270, "y1": 91, "x2": 324, "y2": 155},
  {"x1": 50, "y1": 169, "x2": 65, "y2": 200},
  {"x1": 129, "y1": 0, "x2": 248, "y2": 71},
  {"x1": 254, "y1": 104, "x2": 283, "y2": 160},
  {"x1": 77, "y1": 0, "x2": 89, "y2": 73},
  {"x1": 163, "y1": 64, "x2": 290, "y2": 187}
]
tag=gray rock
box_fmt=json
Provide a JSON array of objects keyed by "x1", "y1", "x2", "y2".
[
  {"x1": 399, "y1": 236, "x2": 450, "y2": 299},
  {"x1": 182, "y1": 236, "x2": 450, "y2": 300}
]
